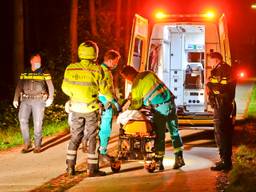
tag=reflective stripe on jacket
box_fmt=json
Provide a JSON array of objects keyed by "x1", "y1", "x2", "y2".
[
  {"x1": 20, "y1": 73, "x2": 52, "y2": 80},
  {"x1": 99, "y1": 64, "x2": 119, "y2": 109},
  {"x1": 208, "y1": 62, "x2": 233, "y2": 95},
  {"x1": 13, "y1": 69, "x2": 54, "y2": 101},
  {"x1": 62, "y1": 60, "x2": 113, "y2": 113},
  {"x1": 129, "y1": 71, "x2": 174, "y2": 110}
]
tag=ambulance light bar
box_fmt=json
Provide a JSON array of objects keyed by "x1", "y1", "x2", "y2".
[{"x1": 155, "y1": 11, "x2": 216, "y2": 20}]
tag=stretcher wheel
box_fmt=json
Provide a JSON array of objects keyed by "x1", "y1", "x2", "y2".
[
  {"x1": 111, "y1": 160, "x2": 121, "y2": 173},
  {"x1": 145, "y1": 161, "x2": 156, "y2": 173}
]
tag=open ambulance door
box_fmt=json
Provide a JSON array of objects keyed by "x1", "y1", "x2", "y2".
[
  {"x1": 125, "y1": 14, "x2": 149, "y2": 98},
  {"x1": 218, "y1": 14, "x2": 231, "y2": 65}
]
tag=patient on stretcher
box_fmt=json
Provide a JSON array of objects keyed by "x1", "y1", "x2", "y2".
[{"x1": 117, "y1": 109, "x2": 153, "y2": 136}]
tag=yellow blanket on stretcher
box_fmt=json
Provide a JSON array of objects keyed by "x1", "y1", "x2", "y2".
[{"x1": 122, "y1": 120, "x2": 152, "y2": 136}]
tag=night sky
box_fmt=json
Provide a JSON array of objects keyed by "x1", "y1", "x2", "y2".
[{"x1": 0, "y1": 0, "x2": 255, "y2": 100}]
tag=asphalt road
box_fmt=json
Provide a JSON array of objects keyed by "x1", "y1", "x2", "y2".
[
  {"x1": 0, "y1": 80, "x2": 254, "y2": 192},
  {"x1": 68, "y1": 130, "x2": 219, "y2": 192}
]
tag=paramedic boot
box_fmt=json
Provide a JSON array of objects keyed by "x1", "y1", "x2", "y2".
[
  {"x1": 152, "y1": 156, "x2": 164, "y2": 171},
  {"x1": 99, "y1": 146, "x2": 115, "y2": 163},
  {"x1": 66, "y1": 161, "x2": 75, "y2": 176},
  {"x1": 99, "y1": 153, "x2": 115, "y2": 164},
  {"x1": 173, "y1": 151, "x2": 185, "y2": 169},
  {"x1": 87, "y1": 164, "x2": 106, "y2": 177},
  {"x1": 157, "y1": 157, "x2": 164, "y2": 171}
]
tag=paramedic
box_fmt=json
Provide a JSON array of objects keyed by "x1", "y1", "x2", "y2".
[
  {"x1": 120, "y1": 66, "x2": 185, "y2": 170},
  {"x1": 62, "y1": 41, "x2": 114, "y2": 176},
  {"x1": 98, "y1": 50, "x2": 121, "y2": 161}
]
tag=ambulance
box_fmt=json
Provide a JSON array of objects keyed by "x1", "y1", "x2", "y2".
[{"x1": 126, "y1": 11, "x2": 233, "y2": 129}]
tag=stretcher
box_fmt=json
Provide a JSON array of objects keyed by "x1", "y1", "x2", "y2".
[{"x1": 110, "y1": 110, "x2": 161, "y2": 173}]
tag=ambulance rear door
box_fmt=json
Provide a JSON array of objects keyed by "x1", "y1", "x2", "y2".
[
  {"x1": 125, "y1": 14, "x2": 149, "y2": 98},
  {"x1": 218, "y1": 14, "x2": 231, "y2": 65}
]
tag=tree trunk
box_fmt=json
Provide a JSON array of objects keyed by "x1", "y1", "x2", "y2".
[
  {"x1": 89, "y1": 0, "x2": 97, "y2": 36},
  {"x1": 70, "y1": 0, "x2": 78, "y2": 63},
  {"x1": 97, "y1": 0, "x2": 102, "y2": 8},
  {"x1": 13, "y1": 0, "x2": 24, "y2": 83},
  {"x1": 115, "y1": 0, "x2": 121, "y2": 49}
]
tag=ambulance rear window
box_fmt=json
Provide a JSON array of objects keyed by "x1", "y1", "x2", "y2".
[{"x1": 187, "y1": 52, "x2": 204, "y2": 62}]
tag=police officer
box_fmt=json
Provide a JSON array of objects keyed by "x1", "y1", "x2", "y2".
[
  {"x1": 62, "y1": 41, "x2": 114, "y2": 176},
  {"x1": 13, "y1": 53, "x2": 54, "y2": 153},
  {"x1": 98, "y1": 50, "x2": 120, "y2": 161},
  {"x1": 120, "y1": 66, "x2": 185, "y2": 170},
  {"x1": 207, "y1": 52, "x2": 236, "y2": 171}
]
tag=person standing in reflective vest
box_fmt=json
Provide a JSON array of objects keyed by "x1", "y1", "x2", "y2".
[
  {"x1": 62, "y1": 41, "x2": 114, "y2": 176},
  {"x1": 120, "y1": 66, "x2": 185, "y2": 170},
  {"x1": 97, "y1": 50, "x2": 120, "y2": 162},
  {"x1": 207, "y1": 52, "x2": 236, "y2": 171},
  {"x1": 13, "y1": 53, "x2": 54, "y2": 153}
]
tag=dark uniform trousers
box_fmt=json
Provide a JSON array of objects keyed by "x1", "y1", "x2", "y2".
[
  {"x1": 66, "y1": 111, "x2": 99, "y2": 172},
  {"x1": 213, "y1": 97, "x2": 234, "y2": 166},
  {"x1": 18, "y1": 99, "x2": 45, "y2": 147}
]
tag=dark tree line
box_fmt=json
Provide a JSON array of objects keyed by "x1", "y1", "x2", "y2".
[
  {"x1": 6, "y1": 0, "x2": 255, "y2": 102},
  {"x1": 3, "y1": 0, "x2": 142, "y2": 102}
]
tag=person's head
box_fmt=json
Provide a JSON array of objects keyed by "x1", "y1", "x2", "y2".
[
  {"x1": 78, "y1": 40, "x2": 99, "y2": 61},
  {"x1": 103, "y1": 50, "x2": 121, "y2": 70},
  {"x1": 30, "y1": 53, "x2": 42, "y2": 71},
  {"x1": 209, "y1": 52, "x2": 223, "y2": 68},
  {"x1": 120, "y1": 65, "x2": 139, "y2": 83}
]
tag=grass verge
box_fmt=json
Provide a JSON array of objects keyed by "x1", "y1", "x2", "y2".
[
  {"x1": 0, "y1": 120, "x2": 68, "y2": 151},
  {"x1": 247, "y1": 83, "x2": 256, "y2": 118},
  {"x1": 0, "y1": 103, "x2": 69, "y2": 150},
  {"x1": 226, "y1": 145, "x2": 256, "y2": 192}
]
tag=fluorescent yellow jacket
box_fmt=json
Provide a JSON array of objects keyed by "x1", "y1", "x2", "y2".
[
  {"x1": 99, "y1": 64, "x2": 120, "y2": 110},
  {"x1": 101, "y1": 64, "x2": 114, "y2": 94},
  {"x1": 62, "y1": 60, "x2": 113, "y2": 113},
  {"x1": 130, "y1": 71, "x2": 174, "y2": 110}
]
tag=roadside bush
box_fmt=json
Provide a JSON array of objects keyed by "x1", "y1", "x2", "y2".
[
  {"x1": 226, "y1": 145, "x2": 256, "y2": 192},
  {"x1": 0, "y1": 102, "x2": 67, "y2": 130},
  {"x1": 44, "y1": 104, "x2": 68, "y2": 123},
  {"x1": 0, "y1": 101, "x2": 19, "y2": 130}
]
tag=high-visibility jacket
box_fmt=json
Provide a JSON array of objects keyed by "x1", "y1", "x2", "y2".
[
  {"x1": 129, "y1": 71, "x2": 174, "y2": 110},
  {"x1": 101, "y1": 64, "x2": 113, "y2": 94},
  {"x1": 62, "y1": 60, "x2": 113, "y2": 113},
  {"x1": 99, "y1": 64, "x2": 119, "y2": 110}
]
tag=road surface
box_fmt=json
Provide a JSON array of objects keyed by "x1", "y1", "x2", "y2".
[
  {"x1": 68, "y1": 131, "x2": 219, "y2": 192},
  {"x1": 0, "y1": 81, "x2": 254, "y2": 192}
]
